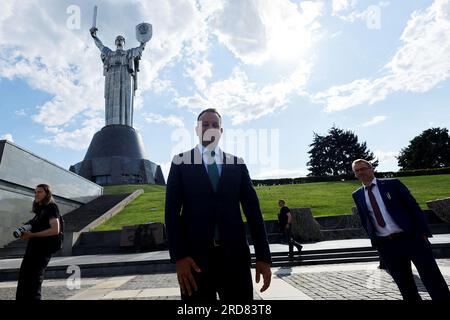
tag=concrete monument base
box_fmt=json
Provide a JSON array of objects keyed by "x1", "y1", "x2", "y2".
[{"x1": 70, "y1": 125, "x2": 165, "y2": 185}]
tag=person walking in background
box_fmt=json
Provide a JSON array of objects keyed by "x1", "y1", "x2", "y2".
[
  {"x1": 16, "y1": 184, "x2": 64, "y2": 300},
  {"x1": 351, "y1": 159, "x2": 450, "y2": 301},
  {"x1": 278, "y1": 200, "x2": 303, "y2": 259},
  {"x1": 165, "y1": 108, "x2": 272, "y2": 302}
]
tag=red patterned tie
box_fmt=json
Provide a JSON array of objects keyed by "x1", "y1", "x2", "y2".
[{"x1": 367, "y1": 184, "x2": 386, "y2": 227}]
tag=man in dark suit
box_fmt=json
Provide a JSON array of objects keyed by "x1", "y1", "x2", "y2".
[
  {"x1": 165, "y1": 108, "x2": 272, "y2": 302},
  {"x1": 352, "y1": 159, "x2": 450, "y2": 301}
]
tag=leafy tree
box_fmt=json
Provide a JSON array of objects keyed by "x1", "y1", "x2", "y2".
[
  {"x1": 398, "y1": 127, "x2": 450, "y2": 170},
  {"x1": 307, "y1": 126, "x2": 378, "y2": 176}
]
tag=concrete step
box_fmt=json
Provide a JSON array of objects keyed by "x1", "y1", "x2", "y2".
[
  {"x1": 255, "y1": 256, "x2": 381, "y2": 268},
  {"x1": 270, "y1": 246, "x2": 375, "y2": 256},
  {"x1": 1, "y1": 242, "x2": 449, "y2": 281},
  {"x1": 268, "y1": 250, "x2": 379, "y2": 262},
  {"x1": 430, "y1": 224, "x2": 450, "y2": 234},
  {"x1": 252, "y1": 243, "x2": 450, "y2": 267},
  {"x1": 2, "y1": 239, "x2": 27, "y2": 249},
  {"x1": 320, "y1": 228, "x2": 367, "y2": 241},
  {"x1": 0, "y1": 250, "x2": 26, "y2": 259},
  {"x1": 72, "y1": 246, "x2": 134, "y2": 256},
  {"x1": 0, "y1": 240, "x2": 28, "y2": 259}
]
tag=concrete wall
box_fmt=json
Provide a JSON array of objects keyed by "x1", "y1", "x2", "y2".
[
  {"x1": 0, "y1": 140, "x2": 102, "y2": 203},
  {"x1": 0, "y1": 140, "x2": 103, "y2": 248}
]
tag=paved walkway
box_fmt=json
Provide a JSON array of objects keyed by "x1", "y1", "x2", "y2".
[
  {"x1": 1, "y1": 235, "x2": 449, "y2": 300},
  {"x1": 1, "y1": 259, "x2": 449, "y2": 300},
  {"x1": 2, "y1": 234, "x2": 449, "y2": 271}
]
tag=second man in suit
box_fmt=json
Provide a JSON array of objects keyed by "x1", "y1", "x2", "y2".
[
  {"x1": 165, "y1": 108, "x2": 272, "y2": 302},
  {"x1": 352, "y1": 159, "x2": 450, "y2": 301}
]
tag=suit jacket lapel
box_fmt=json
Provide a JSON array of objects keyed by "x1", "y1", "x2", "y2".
[
  {"x1": 376, "y1": 179, "x2": 390, "y2": 205},
  {"x1": 216, "y1": 151, "x2": 231, "y2": 193},
  {"x1": 357, "y1": 187, "x2": 370, "y2": 218},
  {"x1": 192, "y1": 148, "x2": 214, "y2": 193},
  {"x1": 376, "y1": 179, "x2": 397, "y2": 221}
]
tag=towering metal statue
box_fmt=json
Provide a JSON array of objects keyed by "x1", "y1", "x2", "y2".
[
  {"x1": 70, "y1": 7, "x2": 164, "y2": 186},
  {"x1": 89, "y1": 6, "x2": 152, "y2": 127}
]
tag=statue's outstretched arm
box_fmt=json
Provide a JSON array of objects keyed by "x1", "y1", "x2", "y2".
[
  {"x1": 129, "y1": 42, "x2": 146, "y2": 59},
  {"x1": 90, "y1": 27, "x2": 112, "y2": 55}
]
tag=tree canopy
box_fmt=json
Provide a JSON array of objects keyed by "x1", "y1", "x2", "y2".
[
  {"x1": 307, "y1": 126, "x2": 378, "y2": 176},
  {"x1": 398, "y1": 127, "x2": 450, "y2": 170}
]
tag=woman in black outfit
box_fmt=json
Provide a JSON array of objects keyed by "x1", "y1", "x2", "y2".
[{"x1": 16, "y1": 184, "x2": 62, "y2": 300}]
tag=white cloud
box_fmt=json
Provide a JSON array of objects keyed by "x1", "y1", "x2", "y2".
[
  {"x1": 183, "y1": 58, "x2": 213, "y2": 91},
  {"x1": 331, "y1": 0, "x2": 389, "y2": 23},
  {"x1": 360, "y1": 115, "x2": 388, "y2": 127},
  {"x1": 43, "y1": 126, "x2": 63, "y2": 134},
  {"x1": 374, "y1": 150, "x2": 399, "y2": 171},
  {"x1": 332, "y1": 0, "x2": 358, "y2": 16},
  {"x1": 175, "y1": 0, "x2": 323, "y2": 124},
  {"x1": 150, "y1": 79, "x2": 174, "y2": 94},
  {"x1": 1, "y1": 133, "x2": 14, "y2": 142},
  {"x1": 0, "y1": 0, "x2": 210, "y2": 150},
  {"x1": 253, "y1": 167, "x2": 309, "y2": 179},
  {"x1": 14, "y1": 109, "x2": 27, "y2": 116},
  {"x1": 210, "y1": 0, "x2": 324, "y2": 65},
  {"x1": 143, "y1": 112, "x2": 185, "y2": 127},
  {"x1": 314, "y1": 0, "x2": 450, "y2": 112},
  {"x1": 37, "y1": 117, "x2": 103, "y2": 150},
  {"x1": 176, "y1": 62, "x2": 313, "y2": 125},
  {"x1": 0, "y1": 0, "x2": 328, "y2": 152},
  {"x1": 1, "y1": 0, "x2": 325, "y2": 150}
]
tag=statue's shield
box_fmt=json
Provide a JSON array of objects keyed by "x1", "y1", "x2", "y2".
[{"x1": 136, "y1": 23, "x2": 152, "y2": 43}]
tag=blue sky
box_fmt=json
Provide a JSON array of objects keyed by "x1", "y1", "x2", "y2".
[{"x1": 1, "y1": 0, "x2": 449, "y2": 180}]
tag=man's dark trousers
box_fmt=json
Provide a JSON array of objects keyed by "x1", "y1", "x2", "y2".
[
  {"x1": 376, "y1": 232, "x2": 450, "y2": 301},
  {"x1": 180, "y1": 246, "x2": 253, "y2": 302},
  {"x1": 353, "y1": 178, "x2": 450, "y2": 301}
]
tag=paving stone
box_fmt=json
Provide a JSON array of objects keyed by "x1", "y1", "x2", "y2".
[{"x1": 1, "y1": 259, "x2": 449, "y2": 300}]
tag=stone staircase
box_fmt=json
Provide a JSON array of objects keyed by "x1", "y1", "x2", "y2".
[
  {"x1": 252, "y1": 242, "x2": 450, "y2": 268},
  {"x1": 63, "y1": 194, "x2": 131, "y2": 233},
  {"x1": 2, "y1": 241, "x2": 450, "y2": 281}
]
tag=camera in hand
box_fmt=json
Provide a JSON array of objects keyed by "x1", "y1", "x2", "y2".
[{"x1": 13, "y1": 224, "x2": 32, "y2": 239}]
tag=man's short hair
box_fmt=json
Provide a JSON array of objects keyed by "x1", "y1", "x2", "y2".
[
  {"x1": 352, "y1": 159, "x2": 373, "y2": 170},
  {"x1": 278, "y1": 199, "x2": 285, "y2": 205},
  {"x1": 197, "y1": 108, "x2": 222, "y2": 123}
]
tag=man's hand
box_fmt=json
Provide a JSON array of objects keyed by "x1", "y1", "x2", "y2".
[
  {"x1": 285, "y1": 224, "x2": 290, "y2": 230},
  {"x1": 90, "y1": 27, "x2": 98, "y2": 37},
  {"x1": 176, "y1": 257, "x2": 201, "y2": 296},
  {"x1": 255, "y1": 261, "x2": 271, "y2": 293},
  {"x1": 20, "y1": 231, "x2": 34, "y2": 240}
]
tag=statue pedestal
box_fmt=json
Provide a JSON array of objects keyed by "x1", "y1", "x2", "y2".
[{"x1": 70, "y1": 125, "x2": 165, "y2": 185}]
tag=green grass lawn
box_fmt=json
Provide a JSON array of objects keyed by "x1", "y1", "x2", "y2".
[
  {"x1": 94, "y1": 184, "x2": 166, "y2": 232},
  {"x1": 94, "y1": 174, "x2": 450, "y2": 232}
]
